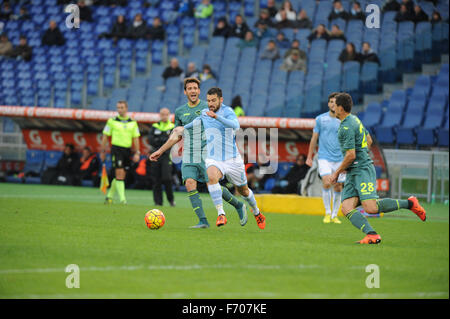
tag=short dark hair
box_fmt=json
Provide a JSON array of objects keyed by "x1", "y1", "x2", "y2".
[
  {"x1": 65, "y1": 143, "x2": 74, "y2": 151},
  {"x1": 183, "y1": 77, "x2": 200, "y2": 90},
  {"x1": 297, "y1": 154, "x2": 306, "y2": 162},
  {"x1": 335, "y1": 93, "x2": 353, "y2": 113},
  {"x1": 328, "y1": 92, "x2": 339, "y2": 102},
  {"x1": 207, "y1": 87, "x2": 222, "y2": 98}
]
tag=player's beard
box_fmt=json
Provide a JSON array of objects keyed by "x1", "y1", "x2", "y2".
[{"x1": 209, "y1": 103, "x2": 220, "y2": 112}]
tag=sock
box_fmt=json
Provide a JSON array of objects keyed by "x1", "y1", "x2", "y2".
[
  {"x1": 188, "y1": 190, "x2": 208, "y2": 224},
  {"x1": 376, "y1": 198, "x2": 410, "y2": 213},
  {"x1": 332, "y1": 191, "x2": 341, "y2": 219},
  {"x1": 115, "y1": 179, "x2": 126, "y2": 203},
  {"x1": 322, "y1": 188, "x2": 332, "y2": 215},
  {"x1": 221, "y1": 186, "x2": 243, "y2": 209},
  {"x1": 107, "y1": 178, "x2": 117, "y2": 199},
  {"x1": 243, "y1": 188, "x2": 260, "y2": 216},
  {"x1": 346, "y1": 209, "x2": 376, "y2": 234},
  {"x1": 207, "y1": 183, "x2": 225, "y2": 215}
]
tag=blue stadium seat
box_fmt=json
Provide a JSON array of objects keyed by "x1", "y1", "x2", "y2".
[
  {"x1": 361, "y1": 102, "x2": 382, "y2": 130},
  {"x1": 24, "y1": 149, "x2": 45, "y2": 176},
  {"x1": 43, "y1": 151, "x2": 62, "y2": 170},
  {"x1": 360, "y1": 62, "x2": 379, "y2": 94},
  {"x1": 341, "y1": 61, "x2": 361, "y2": 102}
]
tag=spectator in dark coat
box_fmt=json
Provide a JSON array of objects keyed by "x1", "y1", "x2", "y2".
[
  {"x1": 266, "y1": 0, "x2": 278, "y2": 18},
  {"x1": 79, "y1": 146, "x2": 100, "y2": 186},
  {"x1": 360, "y1": 42, "x2": 380, "y2": 65},
  {"x1": 275, "y1": 31, "x2": 291, "y2": 49},
  {"x1": 213, "y1": 17, "x2": 230, "y2": 38},
  {"x1": 401, "y1": 0, "x2": 415, "y2": 14},
  {"x1": 0, "y1": 2, "x2": 12, "y2": 20},
  {"x1": 162, "y1": 58, "x2": 183, "y2": 80},
  {"x1": 328, "y1": 0, "x2": 349, "y2": 21},
  {"x1": 271, "y1": 154, "x2": 310, "y2": 194},
  {"x1": 127, "y1": 13, "x2": 147, "y2": 39},
  {"x1": 254, "y1": 8, "x2": 274, "y2": 28},
  {"x1": 147, "y1": 17, "x2": 165, "y2": 41},
  {"x1": 383, "y1": 0, "x2": 400, "y2": 12},
  {"x1": 295, "y1": 9, "x2": 312, "y2": 29},
  {"x1": 412, "y1": 5, "x2": 429, "y2": 24},
  {"x1": 349, "y1": 1, "x2": 365, "y2": 21},
  {"x1": 229, "y1": 15, "x2": 250, "y2": 39},
  {"x1": 54, "y1": 144, "x2": 81, "y2": 186},
  {"x1": 12, "y1": 6, "x2": 31, "y2": 20},
  {"x1": 255, "y1": 22, "x2": 274, "y2": 40},
  {"x1": 394, "y1": 4, "x2": 415, "y2": 22},
  {"x1": 8, "y1": 36, "x2": 33, "y2": 61},
  {"x1": 107, "y1": 15, "x2": 128, "y2": 41},
  {"x1": 308, "y1": 24, "x2": 330, "y2": 42},
  {"x1": 329, "y1": 24, "x2": 346, "y2": 41},
  {"x1": 42, "y1": 20, "x2": 66, "y2": 46},
  {"x1": 339, "y1": 42, "x2": 360, "y2": 63},
  {"x1": 78, "y1": 0, "x2": 93, "y2": 22},
  {"x1": 431, "y1": 10, "x2": 442, "y2": 25}
]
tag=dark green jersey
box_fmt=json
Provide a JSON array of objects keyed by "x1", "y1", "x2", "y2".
[
  {"x1": 337, "y1": 114, "x2": 373, "y2": 170},
  {"x1": 174, "y1": 100, "x2": 208, "y2": 164}
]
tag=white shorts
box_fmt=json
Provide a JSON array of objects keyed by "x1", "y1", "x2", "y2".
[
  {"x1": 318, "y1": 159, "x2": 346, "y2": 183},
  {"x1": 205, "y1": 157, "x2": 248, "y2": 186}
]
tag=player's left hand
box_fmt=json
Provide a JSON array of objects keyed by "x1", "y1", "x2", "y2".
[
  {"x1": 132, "y1": 152, "x2": 140, "y2": 163},
  {"x1": 329, "y1": 172, "x2": 338, "y2": 185},
  {"x1": 206, "y1": 111, "x2": 217, "y2": 118}
]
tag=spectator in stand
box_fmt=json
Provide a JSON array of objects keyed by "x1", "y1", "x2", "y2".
[
  {"x1": 128, "y1": 13, "x2": 147, "y2": 39},
  {"x1": 412, "y1": 4, "x2": 429, "y2": 24},
  {"x1": 394, "y1": 4, "x2": 414, "y2": 22},
  {"x1": 178, "y1": 0, "x2": 195, "y2": 18},
  {"x1": 266, "y1": 0, "x2": 278, "y2": 18},
  {"x1": 308, "y1": 24, "x2": 330, "y2": 42},
  {"x1": 254, "y1": 8, "x2": 274, "y2": 28},
  {"x1": 431, "y1": 10, "x2": 442, "y2": 25},
  {"x1": 329, "y1": 24, "x2": 347, "y2": 41},
  {"x1": 275, "y1": 0, "x2": 297, "y2": 22},
  {"x1": 78, "y1": 0, "x2": 93, "y2": 22},
  {"x1": 260, "y1": 40, "x2": 280, "y2": 61},
  {"x1": 255, "y1": 22, "x2": 274, "y2": 40},
  {"x1": 229, "y1": 15, "x2": 250, "y2": 39},
  {"x1": 42, "y1": 20, "x2": 66, "y2": 46},
  {"x1": 284, "y1": 39, "x2": 306, "y2": 59},
  {"x1": 213, "y1": 17, "x2": 230, "y2": 38},
  {"x1": 79, "y1": 146, "x2": 100, "y2": 186},
  {"x1": 231, "y1": 95, "x2": 245, "y2": 117},
  {"x1": 54, "y1": 144, "x2": 81, "y2": 186},
  {"x1": 275, "y1": 9, "x2": 296, "y2": 29},
  {"x1": 349, "y1": 1, "x2": 365, "y2": 21},
  {"x1": 147, "y1": 17, "x2": 165, "y2": 41},
  {"x1": 162, "y1": 58, "x2": 183, "y2": 80},
  {"x1": 8, "y1": 35, "x2": 32, "y2": 61},
  {"x1": 401, "y1": 0, "x2": 415, "y2": 14},
  {"x1": 295, "y1": 9, "x2": 312, "y2": 29},
  {"x1": 0, "y1": 2, "x2": 12, "y2": 20},
  {"x1": 11, "y1": 6, "x2": 31, "y2": 21},
  {"x1": 194, "y1": 0, "x2": 213, "y2": 19},
  {"x1": 383, "y1": 0, "x2": 400, "y2": 12},
  {"x1": 237, "y1": 30, "x2": 257, "y2": 49},
  {"x1": 271, "y1": 154, "x2": 309, "y2": 194},
  {"x1": 199, "y1": 64, "x2": 215, "y2": 82},
  {"x1": 339, "y1": 42, "x2": 360, "y2": 63},
  {"x1": 0, "y1": 33, "x2": 13, "y2": 57},
  {"x1": 101, "y1": 14, "x2": 128, "y2": 42},
  {"x1": 182, "y1": 62, "x2": 200, "y2": 80},
  {"x1": 276, "y1": 31, "x2": 291, "y2": 49},
  {"x1": 328, "y1": 0, "x2": 349, "y2": 21},
  {"x1": 360, "y1": 42, "x2": 380, "y2": 65},
  {"x1": 281, "y1": 48, "x2": 307, "y2": 72}
]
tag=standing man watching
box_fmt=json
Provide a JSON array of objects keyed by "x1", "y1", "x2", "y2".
[
  {"x1": 101, "y1": 101, "x2": 141, "y2": 204},
  {"x1": 148, "y1": 108, "x2": 176, "y2": 207}
]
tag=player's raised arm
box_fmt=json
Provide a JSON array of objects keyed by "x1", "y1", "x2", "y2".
[{"x1": 214, "y1": 108, "x2": 240, "y2": 129}]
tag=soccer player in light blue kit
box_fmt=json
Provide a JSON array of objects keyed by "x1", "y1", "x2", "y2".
[
  {"x1": 184, "y1": 87, "x2": 266, "y2": 229},
  {"x1": 306, "y1": 93, "x2": 348, "y2": 224}
]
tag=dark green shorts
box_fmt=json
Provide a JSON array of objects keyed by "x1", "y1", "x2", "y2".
[
  {"x1": 342, "y1": 165, "x2": 379, "y2": 202},
  {"x1": 181, "y1": 162, "x2": 208, "y2": 184}
]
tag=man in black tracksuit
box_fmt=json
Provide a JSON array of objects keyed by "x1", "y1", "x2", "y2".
[{"x1": 148, "y1": 108, "x2": 175, "y2": 206}]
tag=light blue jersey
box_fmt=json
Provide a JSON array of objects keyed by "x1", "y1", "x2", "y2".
[
  {"x1": 184, "y1": 104, "x2": 240, "y2": 161},
  {"x1": 313, "y1": 112, "x2": 343, "y2": 162}
]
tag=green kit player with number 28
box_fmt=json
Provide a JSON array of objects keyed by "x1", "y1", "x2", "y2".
[{"x1": 330, "y1": 93, "x2": 427, "y2": 244}]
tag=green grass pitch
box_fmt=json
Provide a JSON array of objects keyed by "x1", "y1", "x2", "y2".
[{"x1": 0, "y1": 183, "x2": 448, "y2": 299}]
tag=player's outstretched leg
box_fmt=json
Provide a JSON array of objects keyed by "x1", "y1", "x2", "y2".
[
  {"x1": 188, "y1": 190, "x2": 210, "y2": 228},
  {"x1": 207, "y1": 183, "x2": 227, "y2": 227},
  {"x1": 222, "y1": 186, "x2": 247, "y2": 226},
  {"x1": 376, "y1": 197, "x2": 426, "y2": 221}
]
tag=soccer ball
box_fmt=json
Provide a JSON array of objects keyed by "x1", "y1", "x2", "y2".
[{"x1": 145, "y1": 209, "x2": 166, "y2": 230}]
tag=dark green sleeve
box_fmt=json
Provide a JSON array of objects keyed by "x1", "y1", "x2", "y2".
[
  {"x1": 174, "y1": 110, "x2": 182, "y2": 127},
  {"x1": 341, "y1": 126, "x2": 356, "y2": 151}
]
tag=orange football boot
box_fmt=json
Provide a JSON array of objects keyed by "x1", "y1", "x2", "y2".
[
  {"x1": 357, "y1": 234, "x2": 382, "y2": 244},
  {"x1": 254, "y1": 212, "x2": 266, "y2": 230},
  {"x1": 408, "y1": 196, "x2": 426, "y2": 221},
  {"x1": 216, "y1": 214, "x2": 227, "y2": 227}
]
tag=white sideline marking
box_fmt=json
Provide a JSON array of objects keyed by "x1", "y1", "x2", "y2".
[{"x1": 0, "y1": 263, "x2": 325, "y2": 275}]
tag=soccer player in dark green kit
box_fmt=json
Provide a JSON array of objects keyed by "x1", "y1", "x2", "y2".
[
  {"x1": 330, "y1": 93, "x2": 426, "y2": 244},
  {"x1": 149, "y1": 78, "x2": 246, "y2": 228}
]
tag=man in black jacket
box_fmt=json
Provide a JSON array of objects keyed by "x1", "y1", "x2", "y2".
[
  {"x1": 55, "y1": 144, "x2": 80, "y2": 185},
  {"x1": 348, "y1": 1, "x2": 365, "y2": 21},
  {"x1": 162, "y1": 58, "x2": 184, "y2": 80},
  {"x1": 272, "y1": 154, "x2": 310, "y2": 194},
  {"x1": 147, "y1": 17, "x2": 165, "y2": 41},
  {"x1": 360, "y1": 42, "x2": 380, "y2": 65},
  {"x1": 229, "y1": 15, "x2": 250, "y2": 39},
  {"x1": 412, "y1": 4, "x2": 429, "y2": 24},
  {"x1": 8, "y1": 36, "x2": 32, "y2": 61},
  {"x1": 148, "y1": 108, "x2": 175, "y2": 206},
  {"x1": 42, "y1": 20, "x2": 66, "y2": 46},
  {"x1": 328, "y1": 0, "x2": 349, "y2": 21}
]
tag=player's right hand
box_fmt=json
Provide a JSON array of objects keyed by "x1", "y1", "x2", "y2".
[
  {"x1": 149, "y1": 150, "x2": 161, "y2": 161},
  {"x1": 306, "y1": 157, "x2": 313, "y2": 167}
]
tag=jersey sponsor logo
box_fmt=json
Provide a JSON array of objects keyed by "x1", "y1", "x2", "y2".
[
  {"x1": 183, "y1": 113, "x2": 191, "y2": 116},
  {"x1": 195, "y1": 110, "x2": 202, "y2": 116}
]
